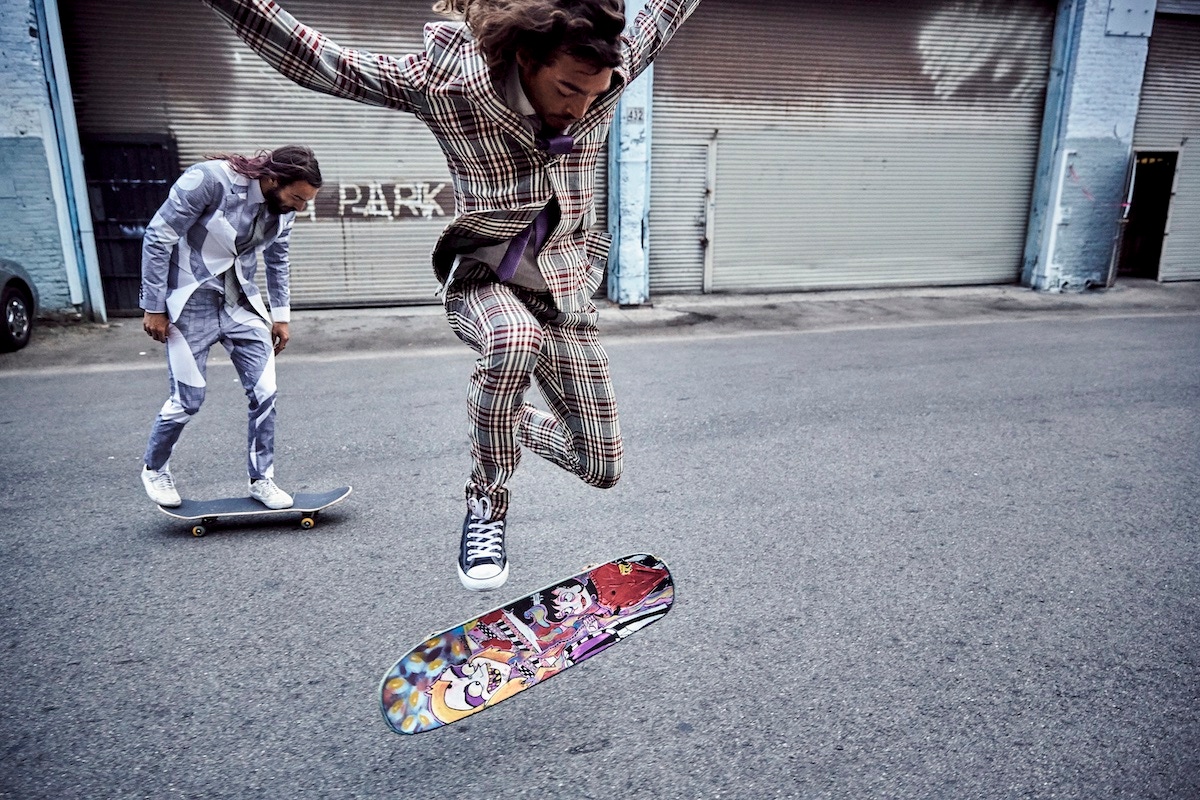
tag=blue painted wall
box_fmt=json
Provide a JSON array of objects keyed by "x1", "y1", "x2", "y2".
[{"x1": 1023, "y1": 0, "x2": 1154, "y2": 290}]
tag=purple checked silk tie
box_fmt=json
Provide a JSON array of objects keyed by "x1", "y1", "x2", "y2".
[
  {"x1": 494, "y1": 128, "x2": 574, "y2": 282},
  {"x1": 535, "y1": 130, "x2": 575, "y2": 156}
]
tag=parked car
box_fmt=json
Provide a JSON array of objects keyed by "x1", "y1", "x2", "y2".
[{"x1": 0, "y1": 258, "x2": 39, "y2": 352}]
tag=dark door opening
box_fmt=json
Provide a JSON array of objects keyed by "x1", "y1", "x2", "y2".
[
  {"x1": 1117, "y1": 151, "x2": 1177, "y2": 280},
  {"x1": 82, "y1": 136, "x2": 180, "y2": 316}
]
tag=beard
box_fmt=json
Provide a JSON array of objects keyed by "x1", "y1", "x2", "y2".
[{"x1": 263, "y1": 186, "x2": 288, "y2": 215}]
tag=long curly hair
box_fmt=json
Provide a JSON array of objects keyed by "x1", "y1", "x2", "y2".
[
  {"x1": 207, "y1": 144, "x2": 323, "y2": 188},
  {"x1": 433, "y1": 0, "x2": 625, "y2": 76}
]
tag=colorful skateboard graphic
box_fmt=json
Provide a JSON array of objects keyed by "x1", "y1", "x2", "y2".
[
  {"x1": 158, "y1": 486, "x2": 352, "y2": 537},
  {"x1": 380, "y1": 553, "x2": 674, "y2": 735}
]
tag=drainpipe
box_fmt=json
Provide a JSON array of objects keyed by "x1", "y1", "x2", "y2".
[
  {"x1": 38, "y1": 105, "x2": 82, "y2": 310},
  {"x1": 34, "y1": 0, "x2": 106, "y2": 321},
  {"x1": 609, "y1": 0, "x2": 653, "y2": 306}
]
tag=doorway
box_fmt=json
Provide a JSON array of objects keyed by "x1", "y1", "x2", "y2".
[
  {"x1": 648, "y1": 140, "x2": 714, "y2": 295},
  {"x1": 1117, "y1": 151, "x2": 1177, "y2": 280},
  {"x1": 82, "y1": 135, "x2": 180, "y2": 315}
]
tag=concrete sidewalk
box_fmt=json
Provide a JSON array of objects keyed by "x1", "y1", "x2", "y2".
[{"x1": 3, "y1": 278, "x2": 1198, "y2": 373}]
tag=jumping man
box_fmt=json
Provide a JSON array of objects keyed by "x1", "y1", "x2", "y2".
[{"x1": 201, "y1": 0, "x2": 702, "y2": 588}]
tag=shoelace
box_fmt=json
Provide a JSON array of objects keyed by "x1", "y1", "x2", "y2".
[
  {"x1": 149, "y1": 471, "x2": 176, "y2": 490},
  {"x1": 253, "y1": 480, "x2": 284, "y2": 499},
  {"x1": 465, "y1": 496, "x2": 504, "y2": 561}
]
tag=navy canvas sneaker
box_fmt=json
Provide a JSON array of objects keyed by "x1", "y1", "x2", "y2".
[{"x1": 457, "y1": 495, "x2": 508, "y2": 591}]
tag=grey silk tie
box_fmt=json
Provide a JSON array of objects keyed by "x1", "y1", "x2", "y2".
[{"x1": 224, "y1": 263, "x2": 240, "y2": 311}]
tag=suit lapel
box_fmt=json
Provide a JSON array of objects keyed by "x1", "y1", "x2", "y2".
[
  {"x1": 572, "y1": 66, "x2": 628, "y2": 143},
  {"x1": 459, "y1": 42, "x2": 537, "y2": 151}
]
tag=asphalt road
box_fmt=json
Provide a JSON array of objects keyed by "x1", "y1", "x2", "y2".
[{"x1": 1, "y1": 291, "x2": 1197, "y2": 798}]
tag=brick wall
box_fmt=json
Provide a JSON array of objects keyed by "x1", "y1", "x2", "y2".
[
  {"x1": 0, "y1": 0, "x2": 73, "y2": 314},
  {"x1": 1027, "y1": 0, "x2": 1152, "y2": 291}
]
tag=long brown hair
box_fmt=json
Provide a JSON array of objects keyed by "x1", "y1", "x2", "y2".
[
  {"x1": 434, "y1": 0, "x2": 625, "y2": 76},
  {"x1": 207, "y1": 144, "x2": 323, "y2": 188}
]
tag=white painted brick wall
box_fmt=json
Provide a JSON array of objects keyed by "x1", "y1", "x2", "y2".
[
  {"x1": 1034, "y1": 0, "x2": 1152, "y2": 290},
  {"x1": 1066, "y1": 0, "x2": 1148, "y2": 145},
  {"x1": 0, "y1": 0, "x2": 73, "y2": 314},
  {"x1": 0, "y1": 0, "x2": 47, "y2": 139}
]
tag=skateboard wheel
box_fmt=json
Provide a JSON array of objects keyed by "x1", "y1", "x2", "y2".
[
  {"x1": 300, "y1": 516, "x2": 316, "y2": 530},
  {"x1": 191, "y1": 525, "x2": 207, "y2": 538}
]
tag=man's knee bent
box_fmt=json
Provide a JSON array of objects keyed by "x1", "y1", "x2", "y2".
[
  {"x1": 581, "y1": 459, "x2": 622, "y2": 490},
  {"x1": 159, "y1": 385, "x2": 205, "y2": 423},
  {"x1": 481, "y1": 321, "x2": 545, "y2": 376}
]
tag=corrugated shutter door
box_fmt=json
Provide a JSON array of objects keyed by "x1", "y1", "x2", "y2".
[
  {"x1": 647, "y1": 0, "x2": 1055, "y2": 293},
  {"x1": 1135, "y1": 14, "x2": 1200, "y2": 282},
  {"x1": 648, "y1": 141, "x2": 710, "y2": 294},
  {"x1": 61, "y1": 0, "x2": 605, "y2": 307}
]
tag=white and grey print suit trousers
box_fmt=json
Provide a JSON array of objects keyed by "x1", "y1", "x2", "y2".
[{"x1": 143, "y1": 288, "x2": 279, "y2": 480}]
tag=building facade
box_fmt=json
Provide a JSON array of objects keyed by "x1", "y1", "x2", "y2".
[
  {"x1": 3, "y1": 0, "x2": 1198, "y2": 320},
  {"x1": 1127, "y1": 4, "x2": 1200, "y2": 281},
  {"x1": 0, "y1": 0, "x2": 102, "y2": 319}
]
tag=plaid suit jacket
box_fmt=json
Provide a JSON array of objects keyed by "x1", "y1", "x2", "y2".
[{"x1": 203, "y1": 0, "x2": 702, "y2": 312}]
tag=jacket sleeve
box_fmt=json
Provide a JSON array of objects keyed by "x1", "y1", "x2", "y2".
[
  {"x1": 201, "y1": 0, "x2": 429, "y2": 114},
  {"x1": 622, "y1": 0, "x2": 703, "y2": 83},
  {"x1": 140, "y1": 166, "x2": 222, "y2": 314},
  {"x1": 261, "y1": 215, "x2": 293, "y2": 323}
]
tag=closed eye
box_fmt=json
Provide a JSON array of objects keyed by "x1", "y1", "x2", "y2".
[{"x1": 558, "y1": 80, "x2": 599, "y2": 100}]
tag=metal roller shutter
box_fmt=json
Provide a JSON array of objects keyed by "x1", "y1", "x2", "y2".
[
  {"x1": 61, "y1": 0, "x2": 606, "y2": 307},
  {"x1": 647, "y1": 0, "x2": 1055, "y2": 294},
  {"x1": 648, "y1": 140, "x2": 712, "y2": 294},
  {"x1": 1134, "y1": 14, "x2": 1200, "y2": 282}
]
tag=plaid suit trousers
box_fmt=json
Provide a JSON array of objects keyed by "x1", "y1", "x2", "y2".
[{"x1": 444, "y1": 278, "x2": 622, "y2": 519}]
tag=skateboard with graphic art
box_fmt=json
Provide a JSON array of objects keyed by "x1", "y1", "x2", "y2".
[
  {"x1": 379, "y1": 553, "x2": 674, "y2": 735},
  {"x1": 159, "y1": 486, "x2": 352, "y2": 537}
]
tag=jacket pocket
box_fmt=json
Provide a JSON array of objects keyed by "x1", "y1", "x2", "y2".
[
  {"x1": 585, "y1": 229, "x2": 613, "y2": 268},
  {"x1": 583, "y1": 229, "x2": 613, "y2": 296}
]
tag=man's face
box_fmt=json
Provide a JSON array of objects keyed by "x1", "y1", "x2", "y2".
[
  {"x1": 264, "y1": 180, "x2": 319, "y2": 215},
  {"x1": 517, "y1": 50, "x2": 614, "y2": 132}
]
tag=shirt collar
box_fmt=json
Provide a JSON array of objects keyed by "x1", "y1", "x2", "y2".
[
  {"x1": 504, "y1": 64, "x2": 537, "y2": 120},
  {"x1": 248, "y1": 176, "x2": 266, "y2": 206}
]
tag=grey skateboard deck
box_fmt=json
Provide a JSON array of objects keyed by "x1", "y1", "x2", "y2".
[{"x1": 158, "y1": 486, "x2": 352, "y2": 537}]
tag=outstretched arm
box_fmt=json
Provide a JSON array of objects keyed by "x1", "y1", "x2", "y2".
[
  {"x1": 622, "y1": 0, "x2": 703, "y2": 82},
  {"x1": 201, "y1": 0, "x2": 428, "y2": 114}
]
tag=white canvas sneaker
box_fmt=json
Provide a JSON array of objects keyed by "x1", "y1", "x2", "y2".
[
  {"x1": 142, "y1": 465, "x2": 181, "y2": 507},
  {"x1": 249, "y1": 478, "x2": 293, "y2": 509}
]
